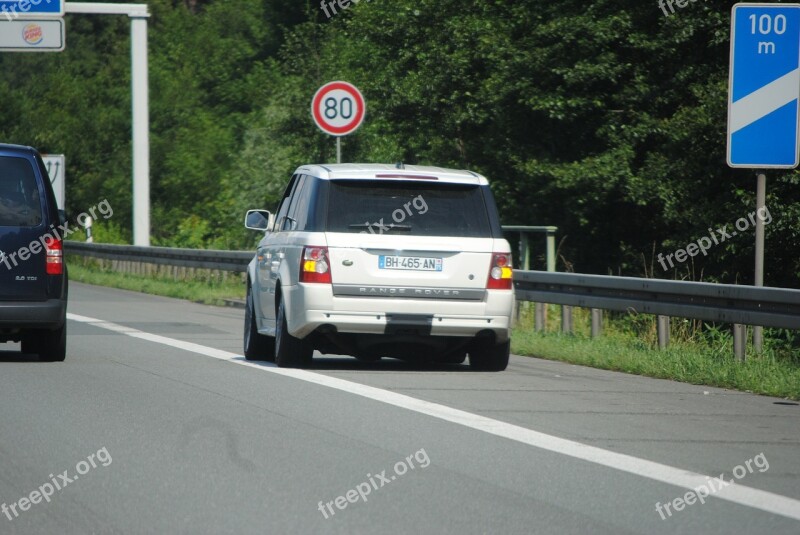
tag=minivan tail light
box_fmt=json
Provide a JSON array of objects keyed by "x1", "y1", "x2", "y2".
[
  {"x1": 300, "y1": 246, "x2": 331, "y2": 284},
  {"x1": 487, "y1": 253, "x2": 512, "y2": 290},
  {"x1": 45, "y1": 237, "x2": 63, "y2": 275}
]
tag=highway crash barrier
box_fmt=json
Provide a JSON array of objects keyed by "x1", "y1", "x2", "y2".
[{"x1": 65, "y1": 242, "x2": 800, "y2": 361}]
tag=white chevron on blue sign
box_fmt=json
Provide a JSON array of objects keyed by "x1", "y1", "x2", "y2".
[{"x1": 728, "y1": 3, "x2": 800, "y2": 168}]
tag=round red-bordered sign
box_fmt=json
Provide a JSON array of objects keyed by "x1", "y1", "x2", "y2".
[{"x1": 311, "y1": 81, "x2": 366, "y2": 136}]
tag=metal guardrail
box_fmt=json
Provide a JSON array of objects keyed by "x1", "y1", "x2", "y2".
[
  {"x1": 514, "y1": 270, "x2": 800, "y2": 330},
  {"x1": 66, "y1": 241, "x2": 800, "y2": 360},
  {"x1": 66, "y1": 243, "x2": 800, "y2": 329},
  {"x1": 514, "y1": 270, "x2": 800, "y2": 360},
  {"x1": 64, "y1": 241, "x2": 251, "y2": 272}
]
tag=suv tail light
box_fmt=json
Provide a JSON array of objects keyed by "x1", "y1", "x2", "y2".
[
  {"x1": 487, "y1": 253, "x2": 512, "y2": 290},
  {"x1": 45, "y1": 237, "x2": 63, "y2": 275},
  {"x1": 300, "y1": 246, "x2": 331, "y2": 284}
]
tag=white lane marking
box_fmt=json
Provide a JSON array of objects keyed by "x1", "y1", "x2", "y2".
[
  {"x1": 68, "y1": 312, "x2": 800, "y2": 522},
  {"x1": 730, "y1": 69, "x2": 800, "y2": 133}
]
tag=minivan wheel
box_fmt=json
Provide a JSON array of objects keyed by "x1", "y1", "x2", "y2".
[
  {"x1": 37, "y1": 324, "x2": 66, "y2": 362},
  {"x1": 275, "y1": 297, "x2": 312, "y2": 368},
  {"x1": 468, "y1": 339, "x2": 509, "y2": 371},
  {"x1": 244, "y1": 283, "x2": 275, "y2": 361}
]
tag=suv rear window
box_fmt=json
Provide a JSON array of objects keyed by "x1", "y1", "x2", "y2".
[
  {"x1": 326, "y1": 180, "x2": 492, "y2": 237},
  {"x1": 0, "y1": 156, "x2": 42, "y2": 227}
]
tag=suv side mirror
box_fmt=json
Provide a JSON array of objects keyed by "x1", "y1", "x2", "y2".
[{"x1": 245, "y1": 209, "x2": 273, "y2": 231}]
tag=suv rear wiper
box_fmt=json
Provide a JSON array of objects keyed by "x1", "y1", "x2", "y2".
[
  {"x1": 349, "y1": 223, "x2": 411, "y2": 234},
  {"x1": 348, "y1": 223, "x2": 413, "y2": 232}
]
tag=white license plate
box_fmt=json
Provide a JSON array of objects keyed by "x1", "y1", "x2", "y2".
[{"x1": 379, "y1": 255, "x2": 443, "y2": 272}]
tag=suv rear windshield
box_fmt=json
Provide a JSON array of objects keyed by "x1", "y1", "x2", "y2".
[
  {"x1": 326, "y1": 180, "x2": 492, "y2": 237},
  {"x1": 0, "y1": 156, "x2": 42, "y2": 227}
]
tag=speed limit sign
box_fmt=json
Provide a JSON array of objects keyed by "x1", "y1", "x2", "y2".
[{"x1": 311, "y1": 81, "x2": 366, "y2": 137}]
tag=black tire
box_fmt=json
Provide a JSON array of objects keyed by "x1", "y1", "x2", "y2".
[
  {"x1": 37, "y1": 323, "x2": 66, "y2": 362},
  {"x1": 275, "y1": 296, "x2": 313, "y2": 368},
  {"x1": 468, "y1": 339, "x2": 509, "y2": 371},
  {"x1": 244, "y1": 283, "x2": 275, "y2": 361}
]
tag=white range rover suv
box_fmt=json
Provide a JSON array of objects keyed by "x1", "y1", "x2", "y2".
[{"x1": 243, "y1": 164, "x2": 514, "y2": 370}]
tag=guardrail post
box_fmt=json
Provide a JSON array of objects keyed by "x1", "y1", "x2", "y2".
[
  {"x1": 516, "y1": 232, "x2": 531, "y2": 323},
  {"x1": 561, "y1": 306, "x2": 572, "y2": 334},
  {"x1": 85, "y1": 216, "x2": 93, "y2": 242},
  {"x1": 546, "y1": 229, "x2": 556, "y2": 273},
  {"x1": 534, "y1": 303, "x2": 545, "y2": 332},
  {"x1": 519, "y1": 232, "x2": 531, "y2": 271},
  {"x1": 733, "y1": 324, "x2": 747, "y2": 362},
  {"x1": 657, "y1": 316, "x2": 670, "y2": 349},
  {"x1": 591, "y1": 309, "x2": 602, "y2": 338}
]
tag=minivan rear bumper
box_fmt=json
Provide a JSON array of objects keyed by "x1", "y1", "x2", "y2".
[{"x1": 0, "y1": 299, "x2": 67, "y2": 328}]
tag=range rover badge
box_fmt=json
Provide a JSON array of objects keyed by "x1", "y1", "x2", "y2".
[{"x1": 342, "y1": 260, "x2": 354, "y2": 266}]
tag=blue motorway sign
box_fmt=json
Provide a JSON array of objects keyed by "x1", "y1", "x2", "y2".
[
  {"x1": 728, "y1": 3, "x2": 800, "y2": 168},
  {"x1": 0, "y1": 0, "x2": 63, "y2": 18}
]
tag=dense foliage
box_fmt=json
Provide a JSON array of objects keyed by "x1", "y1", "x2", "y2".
[{"x1": 1, "y1": 0, "x2": 798, "y2": 286}]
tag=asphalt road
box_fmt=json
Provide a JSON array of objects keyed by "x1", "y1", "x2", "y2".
[{"x1": 0, "y1": 282, "x2": 798, "y2": 534}]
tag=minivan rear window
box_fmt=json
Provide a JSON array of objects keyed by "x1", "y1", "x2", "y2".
[
  {"x1": 0, "y1": 156, "x2": 42, "y2": 227},
  {"x1": 326, "y1": 180, "x2": 492, "y2": 237}
]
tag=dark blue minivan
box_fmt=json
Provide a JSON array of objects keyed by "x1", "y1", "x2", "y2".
[{"x1": 0, "y1": 144, "x2": 67, "y2": 361}]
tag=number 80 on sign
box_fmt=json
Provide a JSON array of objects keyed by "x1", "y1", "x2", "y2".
[{"x1": 311, "y1": 81, "x2": 366, "y2": 137}]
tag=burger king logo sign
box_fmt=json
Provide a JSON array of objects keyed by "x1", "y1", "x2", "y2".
[{"x1": 22, "y1": 24, "x2": 44, "y2": 46}]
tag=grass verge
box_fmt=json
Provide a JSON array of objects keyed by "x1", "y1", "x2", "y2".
[
  {"x1": 512, "y1": 307, "x2": 800, "y2": 400},
  {"x1": 67, "y1": 257, "x2": 246, "y2": 307}
]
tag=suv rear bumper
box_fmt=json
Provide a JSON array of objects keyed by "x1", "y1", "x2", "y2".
[
  {"x1": 285, "y1": 284, "x2": 513, "y2": 342},
  {"x1": 0, "y1": 299, "x2": 67, "y2": 328},
  {"x1": 301, "y1": 310, "x2": 511, "y2": 341}
]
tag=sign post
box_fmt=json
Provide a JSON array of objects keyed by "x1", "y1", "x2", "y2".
[
  {"x1": 727, "y1": 3, "x2": 800, "y2": 356},
  {"x1": 1, "y1": 2, "x2": 151, "y2": 245},
  {"x1": 311, "y1": 81, "x2": 366, "y2": 163}
]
